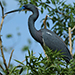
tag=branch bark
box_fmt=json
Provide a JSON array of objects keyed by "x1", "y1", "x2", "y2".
[
  {"x1": 43, "y1": 15, "x2": 47, "y2": 29},
  {"x1": 0, "y1": 1, "x2": 4, "y2": 17},
  {"x1": 0, "y1": 1, "x2": 7, "y2": 31},
  {"x1": 0, "y1": 64, "x2": 5, "y2": 71},
  {"x1": 0, "y1": 2, "x2": 9, "y2": 74},
  {"x1": 8, "y1": 49, "x2": 14, "y2": 68},
  {"x1": 68, "y1": 27, "x2": 72, "y2": 55},
  {"x1": 68, "y1": 26, "x2": 75, "y2": 55},
  {"x1": 71, "y1": 26, "x2": 75, "y2": 32}
]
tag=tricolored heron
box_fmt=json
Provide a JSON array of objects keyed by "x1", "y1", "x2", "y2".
[{"x1": 5, "y1": 4, "x2": 72, "y2": 63}]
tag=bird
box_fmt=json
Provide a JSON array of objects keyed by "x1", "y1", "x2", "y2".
[{"x1": 5, "y1": 4, "x2": 72, "y2": 63}]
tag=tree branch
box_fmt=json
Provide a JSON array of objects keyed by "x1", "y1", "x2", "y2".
[
  {"x1": 0, "y1": 1, "x2": 7, "y2": 32},
  {"x1": 0, "y1": 1, "x2": 4, "y2": 17},
  {"x1": 8, "y1": 49, "x2": 14, "y2": 68},
  {"x1": 0, "y1": 64, "x2": 5, "y2": 71},
  {"x1": 71, "y1": 26, "x2": 75, "y2": 32},
  {"x1": 68, "y1": 26, "x2": 75, "y2": 55},
  {"x1": 68, "y1": 27, "x2": 72, "y2": 55},
  {"x1": 0, "y1": 2, "x2": 9, "y2": 74},
  {"x1": 43, "y1": 15, "x2": 47, "y2": 29},
  {"x1": 0, "y1": 37, "x2": 9, "y2": 73}
]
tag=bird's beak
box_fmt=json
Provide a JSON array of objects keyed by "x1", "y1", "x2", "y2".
[{"x1": 5, "y1": 6, "x2": 25, "y2": 14}]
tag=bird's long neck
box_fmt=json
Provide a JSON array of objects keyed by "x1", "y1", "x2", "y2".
[{"x1": 28, "y1": 7, "x2": 39, "y2": 41}]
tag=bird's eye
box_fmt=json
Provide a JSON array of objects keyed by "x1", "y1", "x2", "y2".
[{"x1": 22, "y1": 6, "x2": 26, "y2": 9}]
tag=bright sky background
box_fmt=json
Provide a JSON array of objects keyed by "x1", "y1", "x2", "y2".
[{"x1": 0, "y1": 0, "x2": 75, "y2": 67}]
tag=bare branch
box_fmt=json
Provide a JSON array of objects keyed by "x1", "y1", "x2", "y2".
[
  {"x1": 47, "y1": 15, "x2": 52, "y2": 19},
  {"x1": 68, "y1": 27, "x2": 72, "y2": 55},
  {"x1": 71, "y1": 26, "x2": 75, "y2": 32},
  {"x1": 0, "y1": 37, "x2": 9, "y2": 73},
  {"x1": 43, "y1": 15, "x2": 52, "y2": 29},
  {"x1": 0, "y1": 2, "x2": 9, "y2": 74},
  {"x1": 43, "y1": 15, "x2": 47, "y2": 29},
  {"x1": 0, "y1": 1, "x2": 4, "y2": 17},
  {"x1": 0, "y1": 2, "x2": 7, "y2": 32},
  {"x1": 0, "y1": 14, "x2": 7, "y2": 31},
  {"x1": 0, "y1": 64, "x2": 5, "y2": 71},
  {"x1": 8, "y1": 49, "x2": 14, "y2": 68}
]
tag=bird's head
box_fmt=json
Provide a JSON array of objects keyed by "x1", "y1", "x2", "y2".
[{"x1": 5, "y1": 4, "x2": 36, "y2": 14}]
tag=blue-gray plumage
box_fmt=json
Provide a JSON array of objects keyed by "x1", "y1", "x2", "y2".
[{"x1": 5, "y1": 4, "x2": 72, "y2": 63}]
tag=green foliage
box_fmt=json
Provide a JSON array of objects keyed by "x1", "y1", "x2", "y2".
[
  {"x1": 17, "y1": 32, "x2": 21, "y2": 36},
  {"x1": 5, "y1": 49, "x2": 75, "y2": 75},
  {"x1": 6, "y1": 34, "x2": 12, "y2": 38},
  {"x1": 22, "y1": 46, "x2": 29, "y2": 51},
  {"x1": 25, "y1": 49, "x2": 66, "y2": 75}
]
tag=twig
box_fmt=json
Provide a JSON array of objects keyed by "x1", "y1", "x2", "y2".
[
  {"x1": 0, "y1": 2, "x2": 7, "y2": 32},
  {"x1": 68, "y1": 26, "x2": 75, "y2": 55},
  {"x1": 36, "y1": 6, "x2": 41, "y2": 10},
  {"x1": 0, "y1": 37, "x2": 9, "y2": 72},
  {"x1": 0, "y1": 14, "x2": 7, "y2": 32},
  {"x1": 18, "y1": 59, "x2": 26, "y2": 66},
  {"x1": 43, "y1": 15, "x2": 53, "y2": 28},
  {"x1": 0, "y1": 64, "x2": 5, "y2": 71},
  {"x1": 71, "y1": 26, "x2": 75, "y2": 32},
  {"x1": 68, "y1": 27, "x2": 72, "y2": 55},
  {"x1": 0, "y1": 1, "x2": 4, "y2": 17},
  {"x1": 0, "y1": 2, "x2": 9, "y2": 74},
  {"x1": 43, "y1": 15, "x2": 47, "y2": 29},
  {"x1": 8, "y1": 49, "x2": 14, "y2": 68},
  {"x1": 47, "y1": 15, "x2": 52, "y2": 19}
]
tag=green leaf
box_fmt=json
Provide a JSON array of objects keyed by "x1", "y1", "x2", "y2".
[
  {"x1": 51, "y1": 0, "x2": 55, "y2": 4},
  {"x1": 19, "y1": 66, "x2": 26, "y2": 74},
  {"x1": 6, "y1": 34, "x2": 12, "y2": 38},
  {"x1": 41, "y1": 7, "x2": 43, "y2": 13},
  {"x1": 17, "y1": 32, "x2": 21, "y2": 36},
  {"x1": 22, "y1": 46, "x2": 29, "y2": 51},
  {"x1": 46, "y1": 22, "x2": 50, "y2": 27},
  {"x1": 28, "y1": 49, "x2": 30, "y2": 56},
  {"x1": 28, "y1": 39, "x2": 32, "y2": 44},
  {"x1": 14, "y1": 59, "x2": 24, "y2": 65},
  {"x1": 2, "y1": 0, "x2": 6, "y2": 6}
]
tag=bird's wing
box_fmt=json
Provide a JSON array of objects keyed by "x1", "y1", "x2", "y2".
[{"x1": 41, "y1": 29, "x2": 72, "y2": 61}]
